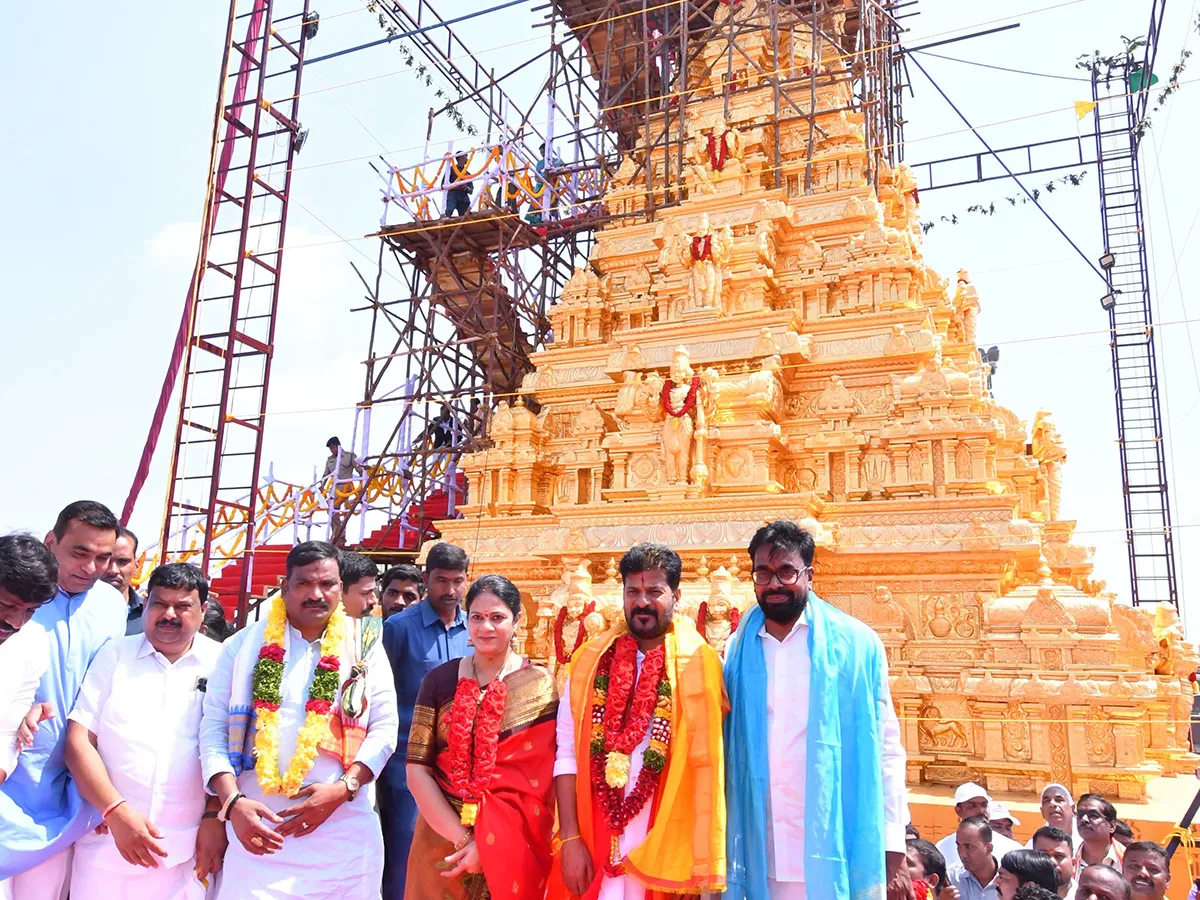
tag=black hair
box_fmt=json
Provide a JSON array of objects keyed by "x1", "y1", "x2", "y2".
[
  {"x1": 1032, "y1": 824, "x2": 1073, "y2": 852},
  {"x1": 381, "y1": 564, "x2": 422, "y2": 593},
  {"x1": 0, "y1": 534, "x2": 59, "y2": 606},
  {"x1": 1123, "y1": 841, "x2": 1169, "y2": 867},
  {"x1": 1001, "y1": 850, "x2": 1060, "y2": 894},
  {"x1": 286, "y1": 541, "x2": 340, "y2": 577},
  {"x1": 906, "y1": 823, "x2": 921, "y2": 840},
  {"x1": 1078, "y1": 793, "x2": 1118, "y2": 822},
  {"x1": 146, "y1": 563, "x2": 209, "y2": 606},
  {"x1": 52, "y1": 500, "x2": 119, "y2": 541},
  {"x1": 906, "y1": 839, "x2": 947, "y2": 891},
  {"x1": 465, "y1": 574, "x2": 522, "y2": 618},
  {"x1": 201, "y1": 599, "x2": 231, "y2": 642},
  {"x1": 747, "y1": 520, "x2": 816, "y2": 567},
  {"x1": 1114, "y1": 820, "x2": 1133, "y2": 840},
  {"x1": 619, "y1": 543, "x2": 682, "y2": 590},
  {"x1": 1013, "y1": 886, "x2": 1061, "y2": 900},
  {"x1": 425, "y1": 541, "x2": 468, "y2": 574},
  {"x1": 958, "y1": 814, "x2": 993, "y2": 843},
  {"x1": 116, "y1": 527, "x2": 139, "y2": 554},
  {"x1": 339, "y1": 551, "x2": 378, "y2": 588}
]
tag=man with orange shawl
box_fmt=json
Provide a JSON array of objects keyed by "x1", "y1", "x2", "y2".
[{"x1": 548, "y1": 543, "x2": 727, "y2": 900}]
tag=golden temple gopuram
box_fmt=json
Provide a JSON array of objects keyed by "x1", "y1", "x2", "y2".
[{"x1": 436, "y1": 0, "x2": 1199, "y2": 810}]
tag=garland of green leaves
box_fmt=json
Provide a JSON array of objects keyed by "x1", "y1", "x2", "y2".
[{"x1": 920, "y1": 171, "x2": 1089, "y2": 234}]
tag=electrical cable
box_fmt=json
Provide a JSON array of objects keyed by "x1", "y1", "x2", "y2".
[{"x1": 910, "y1": 49, "x2": 1090, "y2": 82}]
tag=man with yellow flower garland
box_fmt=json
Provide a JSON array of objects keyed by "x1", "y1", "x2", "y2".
[
  {"x1": 547, "y1": 542, "x2": 727, "y2": 900},
  {"x1": 199, "y1": 541, "x2": 398, "y2": 898}
]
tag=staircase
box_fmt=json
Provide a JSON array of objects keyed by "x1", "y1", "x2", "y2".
[
  {"x1": 208, "y1": 544, "x2": 291, "y2": 616},
  {"x1": 356, "y1": 474, "x2": 464, "y2": 552}
]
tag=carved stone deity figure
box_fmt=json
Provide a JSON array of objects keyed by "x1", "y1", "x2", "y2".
[
  {"x1": 698, "y1": 565, "x2": 741, "y2": 655},
  {"x1": 645, "y1": 346, "x2": 718, "y2": 487},
  {"x1": 706, "y1": 116, "x2": 742, "y2": 172},
  {"x1": 677, "y1": 213, "x2": 734, "y2": 312},
  {"x1": 552, "y1": 564, "x2": 595, "y2": 686}
]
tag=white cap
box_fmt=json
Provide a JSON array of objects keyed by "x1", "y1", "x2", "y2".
[
  {"x1": 988, "y1": 800, "x2": 1020, "y2": 825},
  {"x1": 954, "y1": 782, "x2": 991, "y2": 805}
]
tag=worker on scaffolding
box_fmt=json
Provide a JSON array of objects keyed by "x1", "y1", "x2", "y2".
[
  {"x1": 323, "y1": 436, "x2": 365, "y2": 547},
  {"x1": 443, "y1": 151, "x2": 473, "y2": 217},
  {"x1": 526, "y1": 142, "x2": 564, "y2": 224}
]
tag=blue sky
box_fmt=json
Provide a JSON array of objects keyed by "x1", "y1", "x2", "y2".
[{"x1": 2, "y1": 0, "x2": 1197, "y2": 632}]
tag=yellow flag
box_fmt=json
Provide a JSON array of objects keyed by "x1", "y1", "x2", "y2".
[{"x1": 1075, "y1": 100, "x2": 1097, "y2": 120}]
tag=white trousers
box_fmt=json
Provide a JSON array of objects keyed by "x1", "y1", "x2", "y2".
[{"x1": 0, "y1": 845, "x2": 73, "y2": 900}]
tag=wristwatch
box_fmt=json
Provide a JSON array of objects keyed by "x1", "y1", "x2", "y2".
[{"x1": 339, "y1": 773, "x2": 361, "y2": 801}]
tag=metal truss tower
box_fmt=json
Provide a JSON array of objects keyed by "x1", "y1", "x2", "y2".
[
  {"x1": 1090, "y1": 0, "x2": 1178, "y2": 607},
  {"x1": 162, "y1": 0, "x2": 317, "y2": 619}
]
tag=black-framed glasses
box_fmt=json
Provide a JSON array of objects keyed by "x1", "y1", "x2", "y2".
[
  {"x1": 1076, "y1": 809, "x2": 1110, "y2": 822},
  {"x1": 751, "y1": 567, "x2": 808, "y2": 586}
]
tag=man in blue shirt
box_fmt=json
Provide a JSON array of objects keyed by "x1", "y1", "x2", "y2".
[
  {"x1": 0, "y1": 501, "x2": 127, "y2": 898},
  {"x1": 379, "y1": 541, "x2": 471, "y2": 900}
]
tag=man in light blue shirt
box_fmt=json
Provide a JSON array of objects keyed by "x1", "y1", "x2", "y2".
[
  {"x1": 947, "y1": 815, "x2": 1002, "y2": 900},
  {"x1": 378, "y1": 541, "x2": 471, "y2": 900},
  {"x1": 0, "y1": 501, "x2": 127, "y2": 898}
]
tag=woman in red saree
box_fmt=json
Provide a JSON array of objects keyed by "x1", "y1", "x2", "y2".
[{"x1": 405, "y1": 574, "x2": 558, "y2": 899}]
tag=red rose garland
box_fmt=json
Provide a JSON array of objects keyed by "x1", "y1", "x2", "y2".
[
  {"x1": 588, "y1": 636, "x2": 672, "y2": 876},
  {"x1": 554, "y1": 600, "x2": 596, "y2": 664},
  {"x1": 661, "y1": 376, "x2": 700, "y2": 418},
  {"x1": 706, "y1": 131, "x2": 730, "y2": 171},
  {"x1": 691, "y1": 234, "x2": 713, "y2": 261},
  {"x1": 444, "y1": 677, "x2": 508, "y2": 826}
]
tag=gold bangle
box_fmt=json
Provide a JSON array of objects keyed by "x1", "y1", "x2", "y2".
[
  {"x1": 560, "y1": 834, "x2": 581, "y2": 844},
  {"x1": 454, "y1": 830, "x2": 474, "y2": 852}
]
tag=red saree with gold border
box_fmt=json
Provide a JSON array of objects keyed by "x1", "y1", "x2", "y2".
[{"x1": 406, "y1": 658, "x2": 558, "y2": 899}]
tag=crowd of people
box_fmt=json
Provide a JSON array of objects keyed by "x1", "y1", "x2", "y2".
[{"x1": 0, "y1": 502, "x2": 1181, "y2": 900}]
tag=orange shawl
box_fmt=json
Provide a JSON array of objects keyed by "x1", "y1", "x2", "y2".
[{"x1": 547, "y1": 616, "x2": 727, "y2": 898}]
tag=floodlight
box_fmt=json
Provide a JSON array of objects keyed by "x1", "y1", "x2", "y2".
[
  {"x1": 1101, "y1": 293, "x2": 1118, "y2": 311},
  {"x1": 1099, "y1": 251, "x2": 1116, "y2": 270},
  {"x1": 292, "y1": 126, "x2": 309, "y2": 154},
  {"x1": 303, "y1": 12, "x2": 320, "y2": 40}
]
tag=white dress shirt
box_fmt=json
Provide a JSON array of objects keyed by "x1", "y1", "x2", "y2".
[
  {"x1": 68, "y1": 632, "x2": 222, "y2": 897},
  {"x1": 199, "y1": 621, "x2": 397, "y2": 899},
  {"x1": 759, "y1": 611, "x2": 909, "y2": 899},
  {"x1": 0, "y1": 622, "x2": 48, "y2": 779},
  {"x1": 555, "y1": 654, "x2": 653, "y2": 900}
]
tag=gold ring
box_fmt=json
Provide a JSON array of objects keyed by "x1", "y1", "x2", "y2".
[{"x1": 251, "y1": 836, "x2": 264, "y2": 847}]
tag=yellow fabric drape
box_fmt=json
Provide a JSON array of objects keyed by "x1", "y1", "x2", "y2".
[{"x1": 567, "y1": 616, "x2": 728, "y2": 894}]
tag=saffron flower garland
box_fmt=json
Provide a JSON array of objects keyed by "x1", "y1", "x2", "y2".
[
  {"x1": 588, "y1": 636, "x2": 672, "y2": 876},
  {"x1": 251, "y1": 595, "x2": 347, "y2": 796},
  {"x1": 444, "y1": 676, "x2": 508, "y2": 826}
]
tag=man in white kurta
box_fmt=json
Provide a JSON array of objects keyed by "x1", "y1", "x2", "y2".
[
  {"x1": 65, "y1": 563, "x2": 223, "y2": 899},
  {"x1": 723, "y1": 521, "x2": 912, "y2": 900},
  {"x1": 199, "y1": 541, "x2": 397, "y2": 900}
]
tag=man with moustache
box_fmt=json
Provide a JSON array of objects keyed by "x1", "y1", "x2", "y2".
[
  {"x1": 1120, "y1": 842, "x2": 1169, "y2": 900},
  {"x1": 723, "y1": 520, "x2": 913, "y2": 900},
  {"x1": 547, "y1": 543, "x2": 727, "y2": 900},
  {"x1": 379, "y1": 564, "x2": 421, "y2": 618},
  {"x1": 1074, "y1": 795, "x2": 1124, "y2": 875},
  {"x1": 199, "y1": 540, "x2": 398, "y2": 898},
  {"x1": 379, "y1": 541, "x2": 471, "y2": 900},
  {"x1": 1031, "y1": 826, "x2": 1076, "y2": 899},
  {"x1": 0, "y1": 535, "x2": 59, "y2": 788},
  {"x1": 339, "y1": 552, "x2": 379, "y2": 619},
  {"x1": 65, "y1": 563, "x2": 225, "y2": 898},
  {"x1": 0, "y1": 501, "x2": 127, "y2": 898}
]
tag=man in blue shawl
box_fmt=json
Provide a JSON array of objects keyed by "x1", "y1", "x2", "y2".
[
  {"x1": 723, "y1": 520, "x2": 913, "y2": 900},
  {"x1": 0, "y1": 501, "x2": 127, "y2": 897}
]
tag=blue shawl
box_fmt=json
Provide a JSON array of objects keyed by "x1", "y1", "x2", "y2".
[{"x1": 723, "y1": 594, "x2": 887, "y2": 900}]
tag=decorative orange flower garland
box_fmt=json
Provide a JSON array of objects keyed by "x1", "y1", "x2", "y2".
[
  {"x1": 588, "y1": 636, "x2": 671, "y2": 875},
  {"x1": 444, "y1": 676, "x2": 508, "y2": 827},
  {"x1": 554, "y1": 601, "x2": 596, "y2": 664}
]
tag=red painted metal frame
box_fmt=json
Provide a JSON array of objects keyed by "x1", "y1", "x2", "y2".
[{"x1": 163, "y1": 0, "x2": 315, "y2": 623}]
